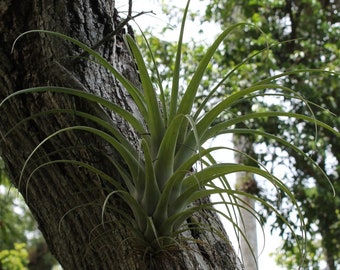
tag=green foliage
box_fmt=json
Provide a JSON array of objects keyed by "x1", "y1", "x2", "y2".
[
  {"x1": 0, "y1": 165, "x2": 57, "y2": 269},
  {"x1": 203, "y1": 0, "x2": 340, "y2": 268},
  {"x1": 138, "y1": 1, "x2": 340, "y2": 267},
  {"x1": 0, "y1": 173, "x2": 36, "y2": 249},
  {"x1": 0, "y1": 243, "x2": 29, "y2": 270},
  {"x1": 1, "y1": 0, "x2": 338, "y2": 265},
  {"x1": 273, "y1": 238, "x2": 324, "y2": 270}
]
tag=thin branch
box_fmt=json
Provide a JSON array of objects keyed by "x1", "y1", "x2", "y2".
[
  {"x1": 77, "y1": 1, "x2": 154, "y2": 59},
  {"x1": 91, "y1": 10, "x2": 153, "y2": 51}
]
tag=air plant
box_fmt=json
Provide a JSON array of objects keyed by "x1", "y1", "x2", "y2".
[{"x1": 1, "y1": 0, "x2": 338, "y2": 266}]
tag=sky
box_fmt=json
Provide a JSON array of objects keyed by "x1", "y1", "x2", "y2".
[{"x1": 115, "y1": 0, "x2": 286, "y2": 269}]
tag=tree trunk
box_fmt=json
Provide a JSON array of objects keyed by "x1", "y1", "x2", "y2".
[
  {"x1": 233, "y1": 134, "x2": 259, "y2": 270},
  {"x1": 235, "y1": 172, "x2": 258, "y2": 270},
  {"x1": 0, "y1": 1, "x2": 242, "y2": 269}
]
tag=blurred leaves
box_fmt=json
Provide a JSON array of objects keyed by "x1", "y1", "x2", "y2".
[
  {"x1": 0, "y1": 243, "x2": 29, "y2": 270},
  {"x1": 205, "y1": 0, "x2": 340, "y2": 268},
  {"x1": 0, "y1": 161, "x2": 56, "y2": 269},
  {"x1": 0, "y1": 172, "x2": 36, "y2": 250}
]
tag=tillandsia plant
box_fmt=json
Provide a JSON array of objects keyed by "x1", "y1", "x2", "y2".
[{"x1": 1, "y1": 0, "x2": 339, "y2": 265}]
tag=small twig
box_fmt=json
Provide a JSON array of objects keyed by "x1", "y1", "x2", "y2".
[
  {"x1": 77, "y1": 0, "x2": 154, "y2": 59},
  {"x1": 90, "y1": 10, "x2": 153, "y2": 51}
]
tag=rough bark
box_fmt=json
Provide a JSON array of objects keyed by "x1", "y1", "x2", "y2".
[{"x1": 0, "y1": 1, "x2": 242, "y2": 269}]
